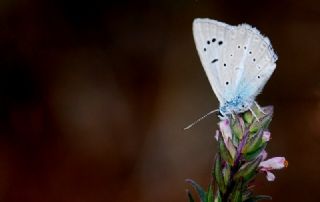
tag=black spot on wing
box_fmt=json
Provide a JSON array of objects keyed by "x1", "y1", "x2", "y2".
[{"x1": 211, "y1": 59, "x2": 218, "y2": 63}]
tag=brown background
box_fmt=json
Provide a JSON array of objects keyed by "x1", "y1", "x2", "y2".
[{"x1": 0, "y1": 0, "x2": 319, "y2": 201}]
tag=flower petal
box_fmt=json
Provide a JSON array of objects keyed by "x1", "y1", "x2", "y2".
[
  {"x1": 259, "y1": 157, "x2": 287, "y2": 170},
  {"x1": 260, "y1": 150, "x2": 268, "y2": 161},
  {"x1": 215, "y1": 130, "x2": 219, "y2": 141},
  {"x1": 262, "y1": 131, "x2": 271, "y2": 142},
  {"x1": 218, "y1": 119, "x2": 232, "y2": 142},
  {"x1": 266, "y1": 171, "x2": 275, "y2": 181}
]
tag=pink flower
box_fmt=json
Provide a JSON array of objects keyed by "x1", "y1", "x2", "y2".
[
  {"x1": 217, "y1": 120, "x2": 236, "y2": 158},
  {"x1": 260, "y1": 150, "x2": 268, "y2": 161},
  {"x1": 259, "y1": 157, "x2": 288, "y2": 181},
  {"x1": 218, "y1": 119, "x2": 232, "y2": 141},
  {"x1": 262, "y1": 131, "x2": 271, "y2": 142},
  {"x1": 266, "y1": 171, "x2": 275, "y2": 181}
]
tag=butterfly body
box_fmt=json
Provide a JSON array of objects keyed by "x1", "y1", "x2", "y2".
[
  {"x1": 192, "y1": 18, "x2": 277, "y2": 117},
  {"x1": 220, "y1": 95, "x2": 251, "y2": 116}
]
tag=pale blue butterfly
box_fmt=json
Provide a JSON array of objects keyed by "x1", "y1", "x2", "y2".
[{"x1": 185, "y1": 18, "x2": 277, "y2": 129}]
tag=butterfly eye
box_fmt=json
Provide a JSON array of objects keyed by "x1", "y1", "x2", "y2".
[
  {"x1": 218, "y1": 41, "x2": 223, "y2": 45},
  {"x1": 204, "y1": 48, "x2": 207, "y2": 52},
  {"x1": 258, "y1": 75, "x2": 261, "y2": 79},
  {"x1": 226, "y1": 81, "x2": 229, "y2": 85},
  {"x1": 207, "y1": 41, "x2": 210, "y2": 44}
]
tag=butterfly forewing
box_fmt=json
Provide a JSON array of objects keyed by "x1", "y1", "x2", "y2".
[{"x1": 193, "y1": 19, "x2": 231, "y2": 104}]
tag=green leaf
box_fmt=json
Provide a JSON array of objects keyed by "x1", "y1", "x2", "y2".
[
  {"x1": 243, "y1": 105, "x2": 273, "y2": 130},
  {"x1": 242, "y1": 130, "x2": 267, "y2": 161},
  {"x1": 244, "y1": 195, "x2": 272, "y2": 202},
  {"x1": 218, "y1": 134, "x2": 234, "y2": 165},
  {"x1": 207, "y1": 185, "x2": 214, "y2": 202},
  {"x1": 242, "y1": 190, "x2": 253, "y2": 201},
  {"x1": 233, "y1": 156, "x2": 263, "y2": 184},
  {"x1": 243, "y1": 143, "x2": 267, "y2": 161},
  {"x1": 186, "y1": 179, "x2": 206, "y2": 202},
  {"x1": 214, "y1": 191, "x2": 222, "y2": 202},
  {"x1": 230, "y1": 178, "x2": 243, "y2": 202},
  {"x1": 249, "y1": 108, "x2": 273, "y2": 134},
  {"x1": 186, "y1": 190, "x2": 195, "y2": 202},
  {"x1": 213, "y1": 154, "x2": 226, "y2": 194},
  {"x1": 222, "y1": 163, "x2": 230, "y2": 185},
  {"x1": 243, "y1": 130, "x2": 263, "y2": 152}
]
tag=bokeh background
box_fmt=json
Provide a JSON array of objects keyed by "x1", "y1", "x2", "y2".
[{"x1": 0, "y1": 0, "x2": 319, "y2": 201}]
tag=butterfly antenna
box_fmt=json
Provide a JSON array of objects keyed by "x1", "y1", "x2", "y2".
[{"x1": 184, "y1": 109, "x2": 219, "y2": 130}]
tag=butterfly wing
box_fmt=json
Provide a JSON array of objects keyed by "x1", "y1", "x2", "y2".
[
  {"x1": 192, "y1": 18, "x2": 277, "y2": 110},
  {"x1": 234, "y1": 24, "x2": 277, "y2": 102},
  {"x1": 192, "y1": 19, "x2": 234, "y2": 104}
]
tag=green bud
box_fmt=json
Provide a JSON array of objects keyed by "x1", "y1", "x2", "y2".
[
  {"x1": 243, "y1": 143, "x2": 266, "y2": 161},
  {"x1": 249, "y1": 113, "x2": 273, "y2": 134},
  {"x1": 231, "y1": 116, "x2": 245, "y2": 143},
  {"x1": 243, "y1": 111, "x2": 254, "y2": 125},
  {"x1": 242, "y1": 130, "x2": 267, "y2": 161}
]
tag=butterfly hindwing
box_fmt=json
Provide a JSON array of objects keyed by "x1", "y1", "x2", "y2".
[{"x1": 234, "y1": 24, "x2": 277, "y2": 101}]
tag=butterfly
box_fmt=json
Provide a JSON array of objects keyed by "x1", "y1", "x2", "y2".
[{"x1": 185, "y1": 18, "x2": 277, "y2": 129}]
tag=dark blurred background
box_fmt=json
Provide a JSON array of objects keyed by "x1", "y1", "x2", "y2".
[{"x1": 0, "y1": 0, "x2": 318, "y2": 201}]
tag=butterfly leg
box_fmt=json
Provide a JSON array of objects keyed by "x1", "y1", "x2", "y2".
[
  {"x1": 231, "y1": 111, "x2": 236, "y2": 119},
  {"x1": 249, "y1": 106, "x2": 260, "y2": 122},
  {"x1": 226, "y1": 109, "x2": 235, "y2": 119},
  {"x1": 254, "y1": 101, "x2": 266, "y2": 115},
  {"x1": 218, "y1": 111, "x2": 228, "y2": 120}
]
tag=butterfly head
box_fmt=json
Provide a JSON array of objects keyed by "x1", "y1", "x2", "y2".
[{"x1": 220, "y1": 96, "x2": 251, "y2": 116}]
